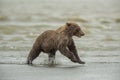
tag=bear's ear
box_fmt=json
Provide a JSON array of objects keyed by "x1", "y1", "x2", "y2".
[{"x1": 66, "y1": 22, "x2": 71, "y2": 26}]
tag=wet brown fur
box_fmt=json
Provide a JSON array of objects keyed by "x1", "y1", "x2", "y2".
[{"x1": 27, "y1": 22, "x2": 85, "y2": 64}]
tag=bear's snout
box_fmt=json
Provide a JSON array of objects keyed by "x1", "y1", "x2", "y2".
[{"x1": 81, "y1": 33, "x2": 85, "y2": 36}]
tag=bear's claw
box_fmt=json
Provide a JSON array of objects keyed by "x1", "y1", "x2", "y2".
[{"x1": 78, "y1": 61, "x2": 85, "y2": 64}]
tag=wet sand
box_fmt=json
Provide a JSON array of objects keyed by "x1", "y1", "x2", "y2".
[{"x1": 0, "y1": 63, "x2": 120, "y2": 80}]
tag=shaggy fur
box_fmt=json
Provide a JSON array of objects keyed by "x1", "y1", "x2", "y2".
[{"x1": 27, "y1": 22, "x2": 85, "y2": 64}]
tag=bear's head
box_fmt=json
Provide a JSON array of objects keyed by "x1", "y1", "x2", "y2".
[{"x1": 65, "y1": 22, "x2": 85, "y2": 37}]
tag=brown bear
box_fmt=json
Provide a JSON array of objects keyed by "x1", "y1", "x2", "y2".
[{"x1": 27, "y1": 22, "x2": 85, "y2": 65}]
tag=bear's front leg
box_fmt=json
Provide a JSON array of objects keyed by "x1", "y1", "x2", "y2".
[
  {"x1": 59, "y1": 46, "x2": 78, "y2": 63},
  {"x1": 68, "y1": 40, "x2": 85, "y2": 64}
]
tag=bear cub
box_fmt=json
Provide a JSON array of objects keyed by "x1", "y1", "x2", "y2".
[{"x1": 27, "y1": 22, "x2": 85, "y2": 64}]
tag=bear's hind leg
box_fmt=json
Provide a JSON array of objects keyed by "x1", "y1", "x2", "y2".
[
  {"x1": 27, "y1": 49, "x2": 41, "y2": 64},
  {"x1": 48, "y1": 52, "x2": 56, "y2": 65}
]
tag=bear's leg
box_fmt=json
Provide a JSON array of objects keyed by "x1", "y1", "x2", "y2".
[
  {"x1": 48, "y1": 52, "x2": 56, "y2": 65},
  {"x1": 68, "y1": 40, "x2": 85, "y2": 64},
  {"x1": 27, "y1": 49, "x2": 41, "y2": 64},
  {"x1": 59, "y1": 48, "x2": 78, "y2": 63}
]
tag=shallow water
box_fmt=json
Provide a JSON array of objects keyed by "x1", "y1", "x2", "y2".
[
  {"x1": 0, "y1": 0, "x2": 120, "y2": 80},
  {"x1": 0, "y1": 63, "x2": 120, "y2": 80},
  {"x1": 0, "y1": 0, "x2": 120, "y2": 64},
  {"x1": 0, "y1": 0, "x2": 120, "y2": 68}
]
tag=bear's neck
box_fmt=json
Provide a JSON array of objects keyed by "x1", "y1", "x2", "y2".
[{"x1": 63, "y1": 30, "x2": 73, "y2": 38}]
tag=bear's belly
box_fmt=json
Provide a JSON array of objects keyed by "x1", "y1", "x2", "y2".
[
  {"x1": 41, "y1": 48, "x2": 57, "y2": 53},
  {"x1": 41, "y1": 42, "x2": 56, "y2": 53}
]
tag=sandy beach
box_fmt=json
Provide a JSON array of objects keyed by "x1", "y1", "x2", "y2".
[{"x1": 0, "y1": 63, "x2": 120, "y2": 80}]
